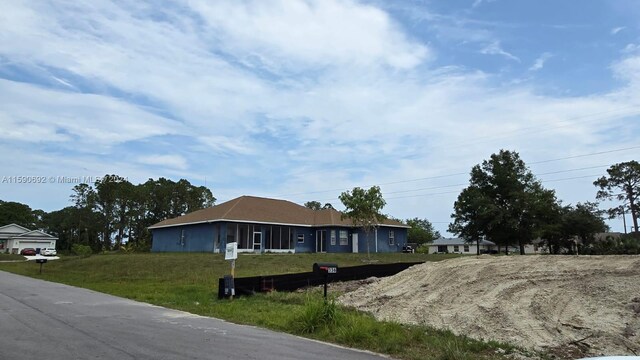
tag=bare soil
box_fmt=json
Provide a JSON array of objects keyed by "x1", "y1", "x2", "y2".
[{"x1": 338, "y1": 255, "x2": 640, "y2": 358}]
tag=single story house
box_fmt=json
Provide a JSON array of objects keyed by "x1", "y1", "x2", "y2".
[
  {"x1": 149, "y1": 195, "x2": 409, "y2": 254},
  {"x1": 0, "y1": 223, "x2": 58, "y2": 254},
  {"x1": 429, "y1": 237, "x2": 496, "y2": 254}
]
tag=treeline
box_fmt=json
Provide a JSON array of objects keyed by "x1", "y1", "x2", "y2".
[
  {"x1": 450, "y1": 151, "x2": 639, "y2": 255},
  {"x1": 0, "y1": 175, "x2": 215, "y2": 253}
]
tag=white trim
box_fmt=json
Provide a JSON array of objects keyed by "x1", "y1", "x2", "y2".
[
  {"x1": 313, "y1": 223, "x2": 411, "y2": 228},
  {"x1": 13, "y1": 230, "x2": 56, "y2": 239}
]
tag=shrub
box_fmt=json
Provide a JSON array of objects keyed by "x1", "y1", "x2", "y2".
[
  {"x1": 416, "y1": 244, "x2": 430, "y2": 254},
  {"x1": 71, "y1": 244, "x2": 93, "y2": 257},
  {"x1": 291, "y1": 296, "x2": 341, "y2": 334}
]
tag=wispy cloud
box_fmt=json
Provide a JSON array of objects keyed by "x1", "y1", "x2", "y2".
[
  {"x1": 480, "y1": 41, "x2": 520, "y2": 62},
  {"x1": 623, "y1": 43, "x2": 640, "y2": 53},
  {"x1": 529, "y1": 52, "x2": 553, "y2": 71},
  {"x1": 190, "y1": 0, "x2": 430, "y2": 70},
  {"x1": 611, "y1": 26, "x2": 626, "y2": 35}
]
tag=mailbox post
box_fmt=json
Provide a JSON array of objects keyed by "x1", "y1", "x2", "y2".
[
  {"x1": 313, "y1": 263, "x2": 338, "y2": 300},
  {"x1": 35, "y1": 258, "x2": 47, "y2": 274},
  {"x1": 225, "y1": 242, "x2": 238, "y2": 299}
]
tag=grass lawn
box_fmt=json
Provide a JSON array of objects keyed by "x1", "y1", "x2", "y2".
[
  {"x1": 0, "y1": 253, "x2": 27, "y2": 261},
  {"x1": 0, "y1": 252, "x2": 535, "y2": 360}
]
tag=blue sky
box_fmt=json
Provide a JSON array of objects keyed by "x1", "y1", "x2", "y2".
[{"x1": 1, "y1": 0, "x2": 639, "y2": 235}]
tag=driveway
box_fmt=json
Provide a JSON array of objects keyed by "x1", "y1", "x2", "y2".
[{"x1": 0, "y1": 271, "x2": 388, "y2": 360}]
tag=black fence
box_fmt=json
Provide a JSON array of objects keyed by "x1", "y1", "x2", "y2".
[{"x1": 217, "y1": 261, "x2": 423, "y2": 299}]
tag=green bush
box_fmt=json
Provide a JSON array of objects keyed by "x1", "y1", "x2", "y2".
[
  {"x1": 416, "y1": 244, "x2": 431, "y2": 254},
  {"x1": 71, "y1": 244, "x2": 93, "y2": 257},
  {"x1": 291, "y1": 296, "x2": 341, "y2": 334},
  {"x1": 580, "y1": 233, "x2": 640, "y2": 255}
]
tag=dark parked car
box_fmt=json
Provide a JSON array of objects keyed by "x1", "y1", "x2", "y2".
[{"x1": 20, "y1": 248, "x2": 36, "y2": 256}]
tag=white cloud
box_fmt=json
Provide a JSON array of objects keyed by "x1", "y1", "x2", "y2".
[
  {"x1": 611, "y1": 26, "x2": 626, "y2": 35},
  {"x1": 189, "y1": 0, "x2": 430, "y2": 70},
  {"x1": 0, "y1": 79, "x2": 181, "y2": 146},
  {"x1": 529, "y1": 52, "x2": 553, "y2": 71},
  {"x1": 612, "y1": 54, "x2": 640, "y2": 87},
  {"x1": 623, "y1": 43, "x2": 640, "y2": 53},
  {"x1": 480, "y1": 41, "x2": 520, "y2": 62}
]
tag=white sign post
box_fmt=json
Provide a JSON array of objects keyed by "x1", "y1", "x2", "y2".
[{"x1": 225, "y1": 242, "x2": 238, "y2": 299}]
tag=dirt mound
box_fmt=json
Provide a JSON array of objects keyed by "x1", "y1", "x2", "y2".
[{"x1": 338, "y1": 255, "x2": 640, "y2": 358}]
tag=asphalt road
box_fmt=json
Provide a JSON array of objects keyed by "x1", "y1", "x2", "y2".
[{"x1": 0, "y1": 271, "x2": 388, "y2": 360}]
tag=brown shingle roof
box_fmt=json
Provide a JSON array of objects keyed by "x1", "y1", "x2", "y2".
[{"x1": 149, "y1": 195, "x2": 410, "y2": 229}]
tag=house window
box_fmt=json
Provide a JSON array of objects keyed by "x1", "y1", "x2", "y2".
[
  {"x1": 437, "y1": 245, "x2": 447, "y2": 253},
  {"x1": 239, "y1": 225, "x2": 250, "y2": 249},
  {"x1": 339, "y1": 230, "x2": 348, "y2": 245},
  {"x1": 453, "y1": 245, "x2": 459, "y2": 252},
  {"x1": 389, "y1": 230, "x2": 395, "y2": 245},
  {"x1": 330, "y1": 230, "x2": 336, "y2": 245},
  {"x1": 226, "y1": 224, "x2": 236, "y2": 243},
  {"x1": 463, "y1": 245, "x2": 469, "y2": 252},
  {"x1": 297, "y1": 234, "x2": 304, "y2": 243}
]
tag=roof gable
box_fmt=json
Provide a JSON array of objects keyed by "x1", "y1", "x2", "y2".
[
  {"x1": 0, "y1": 223, "x2": 31, "y2": 234},
  {"x1": 13, "y1": 230, "x2": 57, "y2": 239},
  {"x1": 0, "y1": 223, "x2": 31, "y2": 239}
]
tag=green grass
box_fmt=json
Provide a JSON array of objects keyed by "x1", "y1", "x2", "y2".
[
  {"x1": 0, "y1": 252, "x2": 533, "y2": 359},
  {"x1": 0, "y1": 253, "x2": 27, "y2": 261}
]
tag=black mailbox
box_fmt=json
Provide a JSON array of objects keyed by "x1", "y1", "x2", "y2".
[
  {"x1": 313, "y1": 263, "x2": 338, "y2": 300},
  {"x1": 35, "y1": 258, "x2": 47, "y2": 274},
  {"x1": 313, "y1": 262, "x2": 338, "y2": 275}
]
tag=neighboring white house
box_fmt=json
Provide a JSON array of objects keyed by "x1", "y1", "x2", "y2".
[
  {"x1": 0, "y1": 224, "x2": 57, "y2": 254},
  {"x1": 429, "y1": 237, "x2": 496, "y2": 254}
]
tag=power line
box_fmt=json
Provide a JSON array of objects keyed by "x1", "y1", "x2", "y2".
[
  {"x1": 279, "y1": 146, "x2": 639, "y2": 200},
  {"x1": 307, "y1": 162, "x2": 622, "y2": 204},
  {"x1": 529, "y1": 146, "x2": 640, "y2": 165},
  {"x1": 465, "y1": 105, "x2": 640, "y2": 146}
]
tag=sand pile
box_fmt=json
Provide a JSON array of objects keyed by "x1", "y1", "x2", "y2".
[{"x1": 339, "y1": 255, "x2": 640, "y2": 357}]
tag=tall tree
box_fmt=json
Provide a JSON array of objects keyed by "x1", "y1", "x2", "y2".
[
  {"x1": 406, "y1": 218, "x2": 441, "y2": 245},
  {"x1": 565, "y1": 202, "x2": 609, "y2": 251},
  {"x1": 94, "y1": 175, "x2": 130, "y2": 250},
  {"x1": 339, "y1": 186, "x2": 386, "y2": 258},
  {"x1": 540, "y1": 202, "x2": 609, "y2": 254},
  {"x1": 449, "y1": 150, "x2": 559, "y2": 255},
  {"x1": 594, "y1": 160, "x2": 640, "y2": 233},
  {"x1": 304, "y1": 201, "x2": 322, "y2": 210},
  {"x1": 0, "y1": 200, "x2": 37, "y2": 228}
]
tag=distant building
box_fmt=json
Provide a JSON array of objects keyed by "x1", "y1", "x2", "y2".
[
  {"x1": 0, "y1": 224, "x2": 58, "y2": 254},
  {"x1": 149, "y1": 195, "x2": 409, "y2": 253},
  {"x1": 429, "y1": 237, "x2": 496, "y2": 254}
]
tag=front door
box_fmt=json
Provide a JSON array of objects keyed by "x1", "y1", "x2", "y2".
[
  {"x1": 315, "y1": 230, "x2": 326, "y2": 253},
  {"x1": 253, "y1": 232, "x2": 262, "y2": 251}
]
